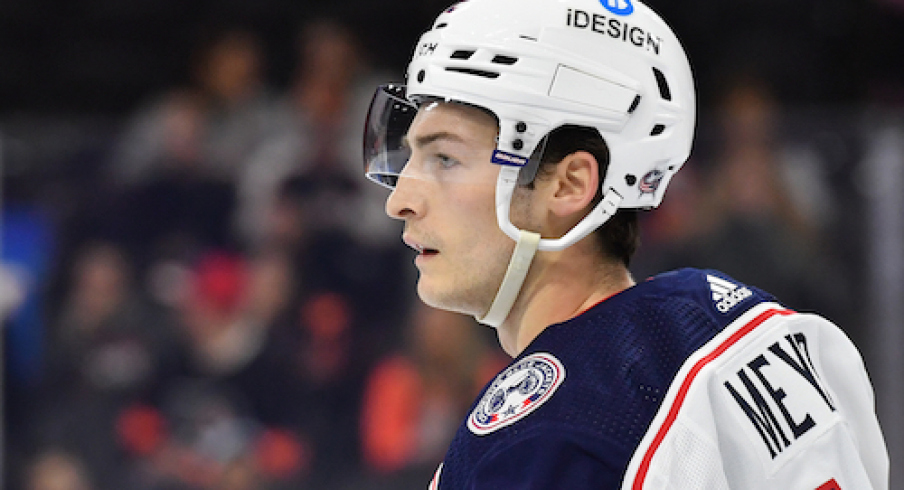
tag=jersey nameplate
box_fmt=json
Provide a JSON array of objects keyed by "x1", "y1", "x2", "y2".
[
  {"x1": 719, "y1": 330, "x2": 840, "y2": 473},
  {"x1": 468, "y1": 353, "x2": 566, "y2": 435}
]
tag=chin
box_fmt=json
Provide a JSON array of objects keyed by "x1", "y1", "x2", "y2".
[
  {"x1": 416, "y1": 279, "x2": 482, "y2": 318},
  {"x1": 416, "y1": 280, "x2": 450, "y2": 310}
]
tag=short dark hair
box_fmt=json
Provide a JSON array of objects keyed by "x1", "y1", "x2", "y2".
[{"x1": 530, "y1": 125, "x2": 640, "y2": 267}]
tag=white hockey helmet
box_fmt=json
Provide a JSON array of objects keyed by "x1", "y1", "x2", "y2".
[{"x1": 364, "y1": 0, "x2": 695, "y2": 325}]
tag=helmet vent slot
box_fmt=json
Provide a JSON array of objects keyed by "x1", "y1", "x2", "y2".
[
  {"x1": 650, "y1": 124, "x2": 666, "y2": 136},
  {"x1": 451, "y1": 50, "x2": 475, "y2": 60},
  {"x1": 434, "y1": 22, "x2": 449, "y2": 29},
  {"x1": 652, "y1": 67, "x2": 672, "y2": 101},
  {"x1": 491, "y1": 55, "x2": 518, "y2": 65},
  {"x1": 628, "y1": 95, "x2": 642, "y2": 113},
  {"x1": 445, "y1": 67, "x2": 500, "y2": 79}
]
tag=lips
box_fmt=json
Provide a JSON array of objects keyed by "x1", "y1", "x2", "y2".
[{"x1": 403, "y1": 235, "x2": 439, "y2": 256}]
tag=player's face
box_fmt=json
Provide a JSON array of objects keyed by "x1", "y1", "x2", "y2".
[{"x1": 385, "y1": 102, "x2": 515, "y2": 317}]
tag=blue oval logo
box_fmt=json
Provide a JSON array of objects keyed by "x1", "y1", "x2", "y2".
[
  {"x1": 467, "y1": 353, "x2": 566, "y2": 435},
  {"x1": 600, "y1": 0, "x2": 634, "y2": 16},
  {"x1": 639, "y1": 169, "x2": 665, "y2": 194}
]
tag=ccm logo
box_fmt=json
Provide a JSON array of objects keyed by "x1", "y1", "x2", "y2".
[{"x1": 816, "y1": 479, "x2": 841, "y2": 490}]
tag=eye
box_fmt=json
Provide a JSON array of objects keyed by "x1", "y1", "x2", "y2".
[{"x1": 434, "y1": 153, "x2": 460, "y2": 169}]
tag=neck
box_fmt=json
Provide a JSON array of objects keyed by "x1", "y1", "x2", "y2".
[{"x1": 496, "y1": 249, "x2": 634, "y2": 357}]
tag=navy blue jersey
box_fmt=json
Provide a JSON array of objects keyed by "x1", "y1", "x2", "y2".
[{"x1": 429, "y1": 268, "x2": 888, "y2": 489}]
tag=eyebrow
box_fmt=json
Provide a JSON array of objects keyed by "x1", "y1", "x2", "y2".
[{"x1": 402, "y1": 131, "x2": 466, "y2": 150}]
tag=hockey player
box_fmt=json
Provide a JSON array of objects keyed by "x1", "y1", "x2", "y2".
[{"x1": 362, "y1": 0, "x2": 889, "y2": 487}]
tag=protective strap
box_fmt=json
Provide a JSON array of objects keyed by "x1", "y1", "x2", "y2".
[{"x1": 477, "y1": 229, "x2": 541, "y2": 328}]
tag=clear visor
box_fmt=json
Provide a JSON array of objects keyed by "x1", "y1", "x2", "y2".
[
  {"x1": 363, "y1": 84, "x2": 417, "y2": 189},
  {"x1": 363, "y1": 84, "x2": 545, "y2": 189}
]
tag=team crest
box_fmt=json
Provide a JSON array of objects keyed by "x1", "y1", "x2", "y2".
[
  {"x1": 639, "y1": 169, "x2": 665, "y2": 195},
  {"x1": 468, "y1": 353, "x2": 566, "y2": 435}
]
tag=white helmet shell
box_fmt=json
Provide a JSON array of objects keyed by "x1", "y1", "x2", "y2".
[{"x1": 406, "y1": 0, "x2": 695, "y2": 211}]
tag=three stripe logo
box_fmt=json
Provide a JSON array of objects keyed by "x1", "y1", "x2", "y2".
[{"x1": 707, "y1": 274, "x2": 753, "y2": 313}]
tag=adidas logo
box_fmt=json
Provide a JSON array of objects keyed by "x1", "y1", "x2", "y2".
[{"x1": 707, "y1": 275, "x2": 753, "y2": 313}]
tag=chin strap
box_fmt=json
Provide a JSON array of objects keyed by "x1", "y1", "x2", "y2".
[
  {"x1": 476, "y1": 162, "x2": 624, "y2": 328},
  {"x1": 477, "y1": 229, "x2": 541, "y2": 328}
]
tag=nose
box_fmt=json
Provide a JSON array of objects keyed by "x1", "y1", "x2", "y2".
[{"x1": 385, "y1": 175, "x2": 422, "y2": 221}]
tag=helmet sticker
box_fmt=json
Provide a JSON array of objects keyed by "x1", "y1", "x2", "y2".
[
  {"x1": 416, "y1": 42, "x2": 439, "y2": 59},
  {"x1": 639, "y1": 169, "x2": 665, "y2": 195},
  {"x1": 492, "y1": 150, "x2": 529, "y2": 167},
  {"x1": 600, "y1": 0, "x2": 634, "y2": 16}
]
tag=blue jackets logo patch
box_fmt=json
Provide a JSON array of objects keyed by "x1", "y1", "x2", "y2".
[
  {"x1": 600, "y1": 0, "x2": 634, "y2": 16},
  {"x1": 639, "y1": 169, "x2": 665, "y2": 195},
  {"x1": 468, "y1": 353, "x2": 566, "y2": 435}
]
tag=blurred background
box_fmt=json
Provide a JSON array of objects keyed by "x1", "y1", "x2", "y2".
[{"x1": 1, "y1": 0, "x2": 903, "y2": 488}]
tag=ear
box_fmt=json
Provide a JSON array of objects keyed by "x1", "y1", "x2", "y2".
[{"x1": 546, "y1": 150, "x2": 600, "y2": 220}]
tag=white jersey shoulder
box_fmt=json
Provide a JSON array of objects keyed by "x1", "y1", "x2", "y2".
[{"x1": 621, "y1": 302, "x2": 889, "y2": 490}]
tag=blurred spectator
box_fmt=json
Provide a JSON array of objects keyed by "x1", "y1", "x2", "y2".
[
  {"x1": 177, "y1": 251, "x2": 258, "y2": 377},
  {"x1": 235, "y1": 18, "x2": 397, "y2": 250},
  {"x1": 262, "y1": 287, "x2": 370, "y2": 488},
  {"x1": 255, "y1": 175, "x2": 413, "y2": 336},
  {"x1": 105, "y1": 92, "x2": 238, "y2": 269},
  {"x1": 110, "y1": 27, "x2": 276, "y2": 185},
  {"x1": 709, "y1": 77, "x2": 818, "y2": 239},
  {"x1": 25, "y1": 450, "x2": 94, "y2": 490},
  {"x1": 359, "y1": 304, "x2": 507, "y2": 484},
  {"x1": 245, "y1": 249, "x2": 296, "y2": 333},
  {"x1": 48, "y1": 242, "x2": 172, "y2": 396},
  {"x1": 114, "y1": 92, "x2": 208, "y2": 183},
  {"x1": 116, "y1": 382, "x2": 309, "y2": 490},
  {"x1": 167, "y1": 250, "x2": 300, "y2": 426},
  {"x1": 113, "y1": 249, "x2": 311, "y2": 489},
  {"x1": 20, "y1": 241, "x2": 177, "y2": 489},
  {"x1": 102, "y1": 27, "x2": 275, "y2": 267}
]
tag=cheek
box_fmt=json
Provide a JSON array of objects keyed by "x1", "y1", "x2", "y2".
[
  {"x1": 453, "y1": 187, "x2": 505, "y2": 242},
  {"x1": 451, "y1": 190, "x2": 515, "y2": 281},
  {"x1": 417, "y1": 186, "x2": 514, "y2": 312},
  {"x1": 509, "y1": 186, "x2": 546, "y2": 234}
]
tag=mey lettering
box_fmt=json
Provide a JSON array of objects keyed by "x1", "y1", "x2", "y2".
[
  {"x1": 723, "y1": 332, "x2": 835, "y2": 459},
  {"x1": 748, "y1": 355, "x2": 816, "y2": 439},
  {"x1": 566, "y1": 9, "x2": 662, "y2": 55},
  {"x1": 769, "y1": 333, "x2": 836, "y2": 411}
]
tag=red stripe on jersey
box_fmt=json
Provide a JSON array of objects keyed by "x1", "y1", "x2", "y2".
[
  {"x1": 429, "y1": 463, "x2": 443, "y2": 490},
  {"x1": 816, "y1": 479, "x2": 842, "y2": 490},
  {"x1": 632, "y1": 307, "x2": 794, "y2": 489}
]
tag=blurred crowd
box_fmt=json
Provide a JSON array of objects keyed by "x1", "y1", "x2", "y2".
[
  {"x1": 0, "y1": 14, "x2": 885, "y2": 490},
  {"x1": 3, "y1": 19, "x2": 509, "y2": 490}
]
